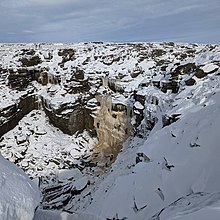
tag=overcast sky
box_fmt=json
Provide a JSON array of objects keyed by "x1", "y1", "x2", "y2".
[{"x1": 0, "y1": 0, "x2": 219, "y2": 44}]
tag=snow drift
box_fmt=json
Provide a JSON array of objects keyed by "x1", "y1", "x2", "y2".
[{"x1": 0, "y1": 153, "x2": 41, "y2": 220}]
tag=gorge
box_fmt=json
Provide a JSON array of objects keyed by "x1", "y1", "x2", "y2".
[{"x1": 0, "y1": 42, "x2": 220, "y2": 220}]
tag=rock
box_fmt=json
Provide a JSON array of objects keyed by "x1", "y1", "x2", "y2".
[
  {"x1": 162, "y1": 114, "x2": 181, "y2": 127},
  {"x1": 43, "y1": 100, "x2": 94, "y2": 135},
  {"x1": 130, "y1": 68, "x2": 143, "y2": 78},
  {"x1": 7, "y1": 68, "x2": 34, "y2": 90},
  {"x1": 20, "y1": 56, "x2": 42, "y2": 67},
  {"x1": 34, "y1": 69, "x2": 59, "y2": 86},
  {"x1": 195, "y1": 69, "x2": 206, "y2": 78},
  {"x1": 74, "y1": 68, "x2": 85, "y2": 80},
  {"x1": 94, "y1": 95, "x2": 131, "y2": 156},
  {"x1": 104, "y1": 78, "x2": 124, "y2": 93},
  {"x1": 0, "y1": 95, "x2": 37, "y2": 137},
  {"x1": 185, "y1": 77, "x2": 196, "y2": 86},
  {"x1": 102, "y1": 55, "x2": 120, "y2": 65},
  {"x1": 58, "y1": 49, "x2": 75, "y2": 64},
  {"x1": 151, "y1": 49, "x2": 165, "y2": 57},
  {"x1": 161, "y1": 80, "x2": 179, "y2": 93},
  {"x1": 200, "y1": 63, "x2": 219, "y2": 74},
  {"x1": 133, "y1": 90, "x2": 145, "y2": 106},
  {"x1": 171, "y1": 63, "x2": 197, "y2": 80}
]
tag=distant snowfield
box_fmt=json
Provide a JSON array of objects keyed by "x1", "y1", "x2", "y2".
[{"x1": 0, "y1": 42, "x2": 220, "y2": 220}]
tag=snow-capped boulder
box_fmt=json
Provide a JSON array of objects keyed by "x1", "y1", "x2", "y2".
[
  {"x1": 0, "y1": 153, "x2": 41, "y2": 220},
  {"x1": 201, "y1": 63, "x2": 219, "y2": 74}
]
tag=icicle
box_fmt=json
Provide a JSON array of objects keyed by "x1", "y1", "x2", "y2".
[
  {"x1": 35, "y1": 95, "x2": 42, "y2": 110},
  {"x1": 102, "y1": 77, "x2": 108, "y2": 88}
]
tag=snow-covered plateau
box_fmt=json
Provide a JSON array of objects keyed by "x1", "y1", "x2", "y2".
[{"x1": 0, "y1": 42, "x2": 220, "y2": 220}]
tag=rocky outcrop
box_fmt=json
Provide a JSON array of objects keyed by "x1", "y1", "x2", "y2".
[
  {"x1": 34, "y1": 70, "x2": 59, "y2": 85},
  {"x1": 43, "y1": 99, "x2": 94, "y2": 135},
  {"x1": 185, "y1": 77, "x2": 196, "y2": 86},
  {"x1": 102, "y1": 78, "x2": 124, "y2": 94},
  {"x1": 94, "y1": 95, "x2": 132, "y2": 157},
  {"x1": 0, "y1": 94, "x2": 38, "y2": 137},
  {"x1": 7, "y1": 68, "x2": 34, "y2": 90},
  {"x1": 64, "y1": 68, "x2": 90, "y2": 94},
  {"x1": 20, "y1": 55, "x2": 42, "y2": 67},
  {"x1": 161, "y1": 80, "x2": 179, "y2": 93}
]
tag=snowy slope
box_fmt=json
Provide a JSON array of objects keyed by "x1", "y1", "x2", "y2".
[
  {"x1": 0, "y1": 153, "x2": 40, "y2": 220},
  {"x1": 82, "y1": 91, "x2": 220, "y2": 220}
]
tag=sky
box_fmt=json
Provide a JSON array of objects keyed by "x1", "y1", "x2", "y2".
[{"x1": 0, "y1": 0, "x2": 220, "y2": 44}]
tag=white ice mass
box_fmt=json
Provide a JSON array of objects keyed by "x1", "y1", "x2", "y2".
[{"x1": 0, "y1": 42, "x2": 220, "y2": 220}]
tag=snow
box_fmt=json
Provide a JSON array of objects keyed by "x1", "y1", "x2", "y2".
[
  {"x1": 134, "y1": 101, "x2": 144, "y2": 110},
  {"x1": 80, "y1": 91, "x2": 220, "y2": 220},
  {"x1": 0, "y1": 42, "x2": 220, "y2": 220},
  {"x1": 0, "y1": 153, "x2": 40, "y2": 220},
  {"x1": 201, "y1": 63, "x2": 219, "y2": 73},
  {"x1": 33, "y1": 209, "x2": 105, "y2": 220},
  {"x1": 1, "y1": 110, "x2": 95, "y2": 179},
  {"x1": 168, "y1": 206, "x2": 220, "y2": 220},
  {"x1": 152, "y1": 192, "x2": 220, "y2": 220}
]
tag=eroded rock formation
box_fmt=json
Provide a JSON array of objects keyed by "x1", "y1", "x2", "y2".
[{"x1": 94, "y1": 95, "x2": 132, "y2": 157}]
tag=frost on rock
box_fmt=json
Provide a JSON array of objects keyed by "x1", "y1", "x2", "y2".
[{"x1": 0, "y1": 153, "x2": 41, "y2": 220}]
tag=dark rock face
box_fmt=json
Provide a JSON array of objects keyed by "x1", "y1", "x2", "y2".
[
  {"x1": 161, "y1": 80, "x2": 179, "y2": 93},
  {"x1": 133, "y1": 91, "x2": 145, "y2": 129},
  {"x1": 171, "y1": 63, "x2": 197, "y2": 80},
  {"x1": 58, "y1": 49, "x2": 75, "y2": 66},
  {"x1": 0, "y1": 92, "x2": 94, "y2": 137},
  {"x1": 2, "y1": 64, "x2": 94, "y2": 137},
  {"x1": 162, "y1": 114, "x2": 181, "y2": 127},
  {"x1": 7, "y1": 68, "x2": 34, "y2": 90},
  {"x1": 7, "y1": 67, "x2": 59, "y2": 89},
  {"x1": 43, "y1": 100, "x2": 94, "y2": 135},
  {"x1": 0, "y1": 95, "x2": 38, "y2": 137},
  {"x1": 20, "y1": 56, "x2": 42, "y2": 67},
  {"x1": 59, "y1": 67, "x2": 91, "y2": 94},
  {"x1": 102, "y1": 55, "x2": 120, "y2": 65}
]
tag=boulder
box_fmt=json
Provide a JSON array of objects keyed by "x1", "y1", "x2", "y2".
[
  {"x1": 195, "y1": 69, "x2": 206, "y2": 79},
  {"x1": 185, "y1": 77, "x2": 196, "y2": 86}
]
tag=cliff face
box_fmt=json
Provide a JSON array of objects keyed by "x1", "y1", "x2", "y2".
[{"x1": 94, "y1": 95, "x2": 131, "y2": 157}]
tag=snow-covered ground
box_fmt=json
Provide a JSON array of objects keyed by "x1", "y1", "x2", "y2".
[
  {"x1": 0, "y1": 42, "x2": 220, "y2": 219},
  {"x1": 1, "y1": 110, "x2": 96, "y2": 180},
  {"x1": 0, "y1": 153, "x2": 40, "y2": 220}
]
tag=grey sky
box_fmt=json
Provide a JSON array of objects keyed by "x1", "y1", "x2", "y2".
[{"x1": 0, "y1": 0, "x2": 219, "y2": 43}]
